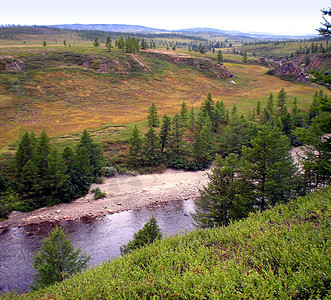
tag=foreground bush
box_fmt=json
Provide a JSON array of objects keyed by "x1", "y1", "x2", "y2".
[{"x1": 3, "y1": 186, "x2": 330, "y2": 299}]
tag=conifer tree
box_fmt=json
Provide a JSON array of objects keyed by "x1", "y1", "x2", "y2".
[
  {"x1": 242, "y1": 126, "x2": 297, "y2": 211},
  {"x1": 295, "y1": 94, "x2": 330, "y2": 187},
  {"x1": 277, "y1": 88, "x2": 287, "y2": 112},
  {"x1": 105, "y1": 36, "x2": 112, "y2": 52},
  {"x1": 18, "y1": 159, "x2": 40, "y2": 198},
  {"x1": 46, "y1": 148, "x2": 68, "y2": 196},
  {"x1": 32, "y1": 227, "x2": 90, "y2": 290},
  {"x1": 242, "y1": 52, "x2": 248, "y2": 63},
  {"x1": 159, "y1": 115, "x2": 171, "y2": 153},
  {"x1": 168, "y1": 114, "x2": 186, "y2": 160},
  {"x1": 120, "y1": 216, "x2": 162, "y2": 255},
  {"x1": 193, "y1": 154, "x2": 253, "y2": 228},
  {"x1": 93, "y1": 36, "x2": 100, "y2": 47},
  {"x1": 15, "y1": 132, "x2": 34, "y2": 176},
  {"x1": 143, "y1": 126, "x2": 161, "y2": 166},
  {"x1": 188, "y1": 106, "x2": 195, "y2": 129},
  {"x1": 35, "y1": 130, "x2": 51, "y2": 185},
  {"x1": 180, "y1": 101, "x2": 188, "y2": 126},
  {"x1": 193, "y1": 117, "x2": 215, "y2": 166},
  {"x1": 261, "y1": 93, "x2": 276, "y2": 124},
  {"x1": 129, "y1": 125, "x2": 143, "y2": 167},
  {"x1": 147, "y1": 102, "x2": 160, "y2": 128},
  {"x1": 220, "y1": 113, "x2": 257, "y2": 157},
  {"x1": 217, "y1": 50, "x2": 223, "y2": 63}
]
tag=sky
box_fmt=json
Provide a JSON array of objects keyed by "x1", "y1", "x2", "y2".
[{"x1": 2, "y1": 0, "x2": 330, "y2": 35}]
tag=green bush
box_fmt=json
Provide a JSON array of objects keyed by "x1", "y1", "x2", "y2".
[
  {"x1": 92, "y1": 187, "x2": 106, "y2": 200},
  {"x1": 104, "y1": 166, "x2": 117, "y2": 177},
  {"x1": 94, "y1": 177, "x2": 105, "y2": 184}
]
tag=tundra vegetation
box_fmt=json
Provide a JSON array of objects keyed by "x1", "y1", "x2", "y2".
[
  {"x1": 0, "y1": 24, "x2": 330, "y2": 297},
  {"x1": 3, "y1": 186, "x2": 330, "y2": 299}
]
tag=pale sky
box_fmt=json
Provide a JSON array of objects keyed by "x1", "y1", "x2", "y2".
[{"x1": 1, "y1": 0, "x2": 330, "y2": 35}]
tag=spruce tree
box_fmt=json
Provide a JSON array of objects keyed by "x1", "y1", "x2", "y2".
[
  {"x1": 147, "y1": 102, "x2": 160, "y2": 128},
  {"x1": 32, "y1": 227, "x2": 90, "y2": 290},
  {"x1": 193, "y1": 154, "x2": 253, "y2": 228}
]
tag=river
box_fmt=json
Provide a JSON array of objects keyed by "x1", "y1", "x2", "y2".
[{"x1": 0, "y1": 198, "x2": 196, "y2": 293}]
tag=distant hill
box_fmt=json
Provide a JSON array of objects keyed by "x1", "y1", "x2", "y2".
[
  {"x1": 49, "y1": 24, "x2": 317, "y2": 39},
  {"x1": 49, "y1": 24, "x2": 168, "y2": 33}
]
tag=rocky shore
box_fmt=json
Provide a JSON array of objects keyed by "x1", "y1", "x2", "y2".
[{"x1": 0, "y1": 168, "x2": 210, "y2": 231}]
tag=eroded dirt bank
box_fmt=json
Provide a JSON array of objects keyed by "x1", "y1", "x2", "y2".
[{"x1": 0, "y1": 169, "x2": 210, "y2": 230}]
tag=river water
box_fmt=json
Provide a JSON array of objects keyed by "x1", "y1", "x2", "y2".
[{"x1": 0, "y1": 199, "x2": 196, "y2": 293}]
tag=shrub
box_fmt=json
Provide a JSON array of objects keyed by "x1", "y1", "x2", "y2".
[
  {"x1": 94, "y1": 177, "x2": 105, "y2": 184},
  {"x1": 92, "y1": 187, "x2": 107, "y2": 200},
  {"x1": 104, "y1": 166, "x2": 117, "y2": 177}
]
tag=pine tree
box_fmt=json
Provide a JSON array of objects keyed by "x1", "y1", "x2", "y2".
[
  {"x1": 147, "y1": 102, "x2": 160, "y2": 128},
  {"x1": 120, "y1": 216, "x2": 162, "y2": 255},
  {"x1": 193, "y1": 154, "x2": 253, "y2": 228},
  {"x1": 32, "y1": 227, "x2": 90, "y2": 290},
  {"x1": 242, "y1": 126, "x2": 297, "y2": 211}
]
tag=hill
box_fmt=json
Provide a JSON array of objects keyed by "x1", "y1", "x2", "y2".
[
  {"x1": 49, "y1": 24, "x2": 168, "y2": 33},
  {"x1": 3, "y1": 186, "x2": 330, "y2": 299},
  {"x1": 0, "y1": 46, "x2": 326, "y2": 148}
]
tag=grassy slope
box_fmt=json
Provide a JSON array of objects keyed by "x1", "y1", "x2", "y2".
[
  {"x1": 4, "y1": 186, "x2": 330, "y2": 299},
  {"x1": 0, "y1": 45, "x2": 328, "y2": 150}
]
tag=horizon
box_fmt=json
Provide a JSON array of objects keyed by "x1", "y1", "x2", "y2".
[{"x1": 1, "y1": 0, "x2": 329, "y2": 36}]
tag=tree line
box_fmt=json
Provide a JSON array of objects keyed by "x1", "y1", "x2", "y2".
[{"x1": 0, "y1": 130, "x2": 104, "y2": 215}]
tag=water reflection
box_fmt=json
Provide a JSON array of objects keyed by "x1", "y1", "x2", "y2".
[{"x1": 0, "y1": 199, "x2": 196, "y2": 292}]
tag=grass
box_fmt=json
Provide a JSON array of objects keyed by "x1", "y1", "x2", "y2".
[
  {"x1": 3, "y1": 186, "x2": 330, "y2": 299},
  {"x1": 0, "y1": 43, "x2": 329, "y2": 149}
]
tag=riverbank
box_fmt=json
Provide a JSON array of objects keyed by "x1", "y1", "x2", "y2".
[{"x1": 0, "y1": 168, "x2": 210, "y2": 230}]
